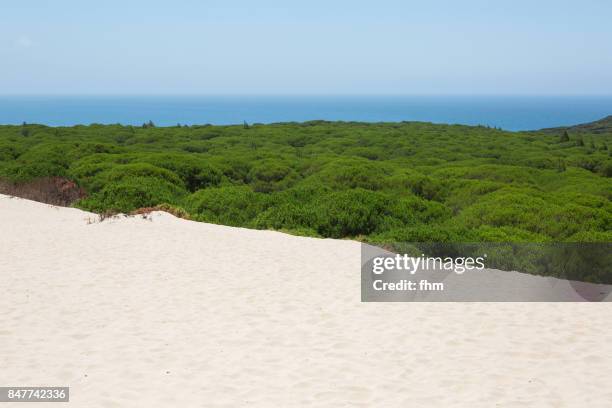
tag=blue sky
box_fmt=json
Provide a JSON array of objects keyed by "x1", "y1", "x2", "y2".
[{"x1": 1, "y1": 0, "x2": 611, "y2": 95}]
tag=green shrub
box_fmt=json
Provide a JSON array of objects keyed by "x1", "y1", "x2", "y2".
[
  {"x1": 254, "y1": 202, "x2": 321, "y2": 231},
  {"x1": 0, "y1": 143, "x2": 21, "y2": 161},
  {"x1": 139, "y1": 154, "x2": 223, "y2": 191},
  {"x1": 184, "y1": 186, "x2": 266, "y2": 226},
  {"x1": 473, "y1": 225, "x2": 549, "y2": 242},
  {"x1": 388, "y1": 195, "x2": 453, "y2": 225},
  {"x1": 79, "y1": 176, "x2": 185, "y2": 213},
  {"x1": 68, "y1": 156, "x2": 117, "y2": 191},
  {"x1": 213, "y1": 156, "x2": 252, "y2": 183},
  {"x1": 372, "y1": 223, "x2": 477, "y2": 244},
  {"x1": 384, "y1": 169, "x2": 442, "y2": 199},
  {"x1": 600, "y1": 161, "x2": 612, "y2": 177},
  {"x1": 2, "y1": 161, "x2": 68, "y2": 182},
  {"x1": 315, "y1": 158, "x2": 391, "y2": 190},
  {"x1": 315, "y1": 189, "x2": 391, "y2": 238},
  {"x1": 102, "y1": 163, "x2": 184, "y2": 187},
  {"x1": 18, "y1": 143, "x2": 72, "y2": 169},
  {"x1": 0, "y1": 121, "x2": 609, "y2": 246},
  {"x1": 247, "y1": 160, "x2": 296, "y2": 192}
]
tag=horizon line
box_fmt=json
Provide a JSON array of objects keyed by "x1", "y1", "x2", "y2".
[{"x1": 2, "y1": 93, "x2": 612, "y2": 98}]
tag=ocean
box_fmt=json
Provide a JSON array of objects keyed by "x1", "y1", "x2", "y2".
[{"x1": 0, "y1": 95, "x2": 611, "y2": 131}]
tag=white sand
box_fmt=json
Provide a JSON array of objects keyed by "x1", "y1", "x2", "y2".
[{"x1": 1, "y1": 194, "x2": 611, "y2": 407}]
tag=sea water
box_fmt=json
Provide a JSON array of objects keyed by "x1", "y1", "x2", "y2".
[{"x1": 0, "y1": 95, "x2": 610, "y2": 131}]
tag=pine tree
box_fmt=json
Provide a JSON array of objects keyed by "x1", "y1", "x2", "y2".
[
  {"x1": 556, "y1": 158, "x2": 566, "y2": 173},
  {"x1": 576, "y1": 135, "x2": 584, "y2": 147},
  {"x1": 560, "y1": 130, "x2": 570, "y2": 142},
  {"x1": 20, "y1": 122, "x2": 29, "y2": 137}
]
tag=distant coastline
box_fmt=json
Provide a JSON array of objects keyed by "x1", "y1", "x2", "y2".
[{"x1": 1, "y1": 95, "x2": 611, "y2": 131}]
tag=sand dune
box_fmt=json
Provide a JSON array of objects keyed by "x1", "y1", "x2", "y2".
[{"x1": 1, "y1": 194, "x2": 612, "y2": 407}]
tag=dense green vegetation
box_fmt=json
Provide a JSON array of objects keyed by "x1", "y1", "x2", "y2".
[{"x1": 1, "y1": 120, "x2": 611, "y2": 247}]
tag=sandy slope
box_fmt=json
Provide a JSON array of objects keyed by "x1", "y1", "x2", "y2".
[{"x1": 1, "y1": 194, "x2": 611, "y2": 407}]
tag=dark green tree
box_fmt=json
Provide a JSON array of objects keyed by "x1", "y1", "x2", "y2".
[
  {"x1": 556, "y1": 158, "x2": 566, "y2": 172},
  {"x1": 20, "y1": 123, "x2": 29, "y2": 137},
  {"x1": 560, "y1": 130, "x2": 570, "y2": 142}
]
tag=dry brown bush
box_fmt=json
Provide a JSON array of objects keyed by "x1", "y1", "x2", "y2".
[
  {"x1": 0, "y1": 177, "x2": 86, "y2": 207},
  {"x1": 131, "y1": 204, "x2": 191, "y2": 220}
]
